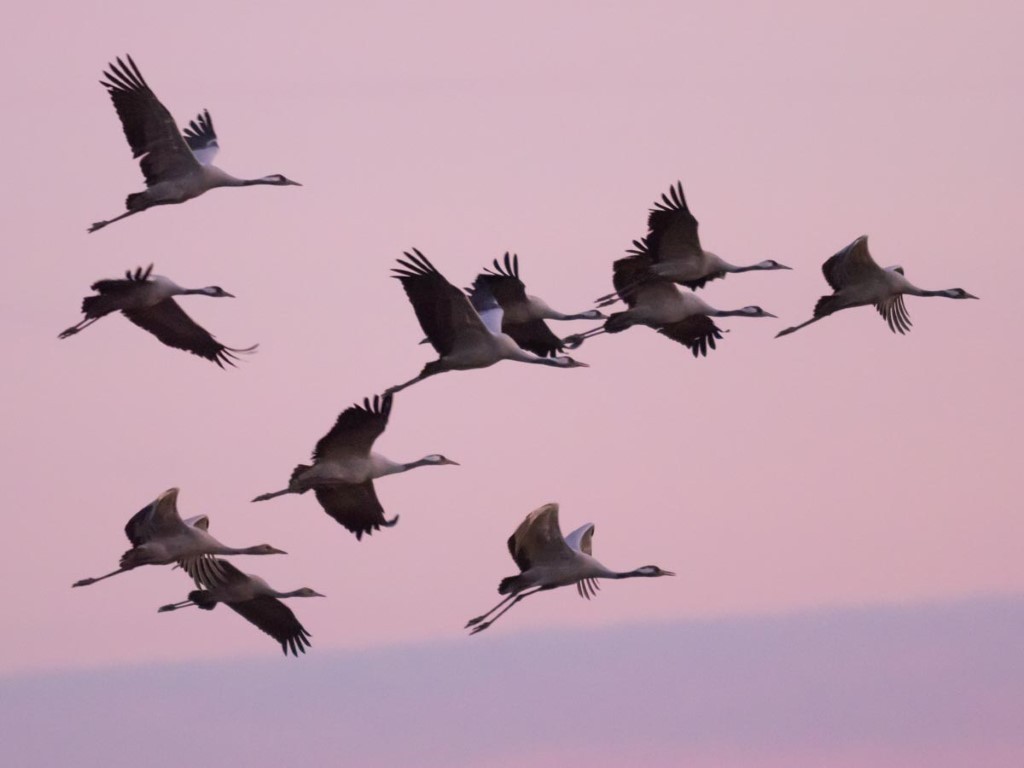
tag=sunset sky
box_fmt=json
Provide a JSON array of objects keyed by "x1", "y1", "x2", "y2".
[{"x1": 2, "y1": 1, "x2": 1021, "y2": 765}]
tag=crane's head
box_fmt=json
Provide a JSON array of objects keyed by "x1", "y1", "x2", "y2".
[
  {"x1": 942, "y1": 288, "x2": 979, "y2": 300},
  {"x1": 201, "y1": 286, "x2": 235, "y2": 298},
  {"x1": 754, "y1": 259, "x2": 792, "y2": 271},
  {"x1": 737, "y1": 305, "x2": 777, "y2": 318},
  {"x1": 259, "y1": 173, "x2": 302, "y2": 186},
  {"x1": 294, "y1": 588, "x2": 326, "y2": 598},
  {"x1": 574, "y1": 309, "x2": 607, "y2": 320},
  {"x1": 253, "y1": 544, "x2": 288, "y2": 555},
  {"x1": 553, "y1": 355, "x2": 589, "y2": 368},
  {"x1": 634, "y1": 565, "x2": 675, "y2": 577},
  {"x1": 423, "y1": 454, "x2": 460, "y2": 466}
]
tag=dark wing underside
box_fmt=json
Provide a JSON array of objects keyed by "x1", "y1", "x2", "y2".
[
  {"x1": 821, "y1": 236, "x2": 883, "y2": 291},
  {"x1": 646, "y1": 181, "x2": 702, "y2": 264},
  {"x1": 312, "y1": 394, "x2": 391, "y2": 462},
  {"x1": 657, "y1": 315, "x2": 725, "y2": 357},
  {"x1": 472, "y1": 253, "x2": 529, "y2": 309},
  {"x1": 122, "y1": 299, "x2": 254, "y2": 367},
  {"x1": 123, "y1": 489, "x2": 182, "y2": 545},
  {"x1": 229, "y1": 596, "x2": 312, "y2": 656},
  {"x1": 612, "y1": 243, "x2": 656, "y2": 308},
  {"x1": 91, "y1": 265, "x2": 154, "y2": 296},
  {"x1": 314, "y1": 481, "x2": 397, "y2": 540},
  {"x1": 507, "y1": 504, "x2": 572, "y2": 572},
  {"x1": 504, "y1": 318, "x2": 564, "y2": 357},
  {"x1": 393, "y1": 249, "x2": 490, "y2": 356},
  {"x1": 99, "y1": 55, "x2": 201, "y2": 186}
]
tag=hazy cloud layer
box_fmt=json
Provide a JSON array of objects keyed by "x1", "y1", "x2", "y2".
[{"x1": 5, "y1": 596, "x2": 1022, "y2": 767}]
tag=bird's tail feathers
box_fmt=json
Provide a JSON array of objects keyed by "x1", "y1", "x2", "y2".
[
  {"x1": 814, "y1": 295, "x2": 841, "y2": 319},
  {"x1": 81, "y1": 294, "x2": 122, "y2": 318},
  {"x1": 125, "y1": 192, "x2": 149, "y2": 212},
  {"x1": 188, "y1": 590, "x2": 218, "y2": 610},
  {"x1": 289, "y1": 464, "x2": 312, "y2": 487},
  {"x1": 604, "y1": 311, "x2": 632, "y2": 334},
  {"x1": 498, "y1": 575, "x2": 527, "y2": 595}
]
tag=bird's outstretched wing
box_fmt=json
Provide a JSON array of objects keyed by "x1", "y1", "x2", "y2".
[
  {"x1": 182, "y1": 109, "x2": 220, "y2": 165},
  {"x1": 312, "y1": 394, "x2": 391, "y2": 462},
  {"x1": 99, "y1": 55, "x2": 201, "y2": 186},
  {"x1": 564, "y1": 523, "x2": 595, "y2": 555},
  {"x1": 392, "y1": 249, "x2": 490, "y2": 355},
  {"x1": 504, "y1": 319, "x2": 564, "y2": 357},
  {"x1": 875, "y1": 294, "x2": 913, "y2": 334},
  {"x1": 646, "y1": 181, "x2": 702, "y2": 264},
  {"x1": 123, "y1": 488, "x2": 183, "y2": 545},
  {"x1": 507, "y1": 503, "x2": 574, "y2": 571},
  {"x1": 314, "y1": 481, "x2": 397, "y2": 540},
  {"x1": 657, "y1": 315, "x2": 725, "y2": 357},
  {"x1": 122, "y1": 299, "x2": 256, "y2": 367},
  {"x1": 229, "y1": 596, "x2": 313, "y2": 656},
  {"x1": 90, "y1": 264, "x2": 154, "y2": 296},
  {"x1": 821, "y1": 236, "x2": 884, "y2": 291},
  {"x1": 472, "y1": 253, "x2": 529, "y2": 309}
]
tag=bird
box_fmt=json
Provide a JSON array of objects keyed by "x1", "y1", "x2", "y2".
[
  {"x1": 595, "y1": 181, "x2": 790, "y2": 306},
  {"x1": 158, "y1": 559, "x2": 322, "y2": 656},
  {"x1": 89, "y1": 54, "x2": 300, "y2": 233},
  {"x1": 776, "y1": 235, "x2": 979, "y2": 337},
  {"x1": 72, "y1": 488, "x2": 286, "y2": 588},
  {"x1": 466, "y1": 252, "x2": 605, "y2": 357},
  {"x1": 58, "y1": 264, "x2": 257, "y2": 367},
  {"x1": 565, "y1": 241, "x2": 777, "y2": 357},
  {"x1": 251, "y1": 393, "x2": 458, "y2": 539},
  {"x1": 386, "y1": 249, "x2": 589, "y2": 394},
  {"x1": 466, "y1": 502, "x2": 674, "y2": 635}
]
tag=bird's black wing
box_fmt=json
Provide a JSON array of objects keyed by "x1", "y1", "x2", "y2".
[
  {"x1": 657, "y1": 315, "x2": 725, "y2": 358},
  {"x1": 312, "y1": 395, "x2": 391, "y2": 462},
  {"x1": 646, "y1": 182, "x2": 702, "y2": 264},
  {"x1": 90, "y1": 265, "x2": 154, "y2": 296},
  {"x1": 612, "y1": 242, "x2": 656, "y2": 308},
  {"x1": 821, "y1": 236, "x2": 883, "y2": 291},
  {"x1": 181, "y1": 109, "x2": 220, "y2": 165},
  {"x1": 123, "y1": 488, "x2": 183, "y2": 545},
  {"x1": 99, "y1": 55, "x2": 201, "y2": 186},
  {"x1": 392, "y1": 249, "x2": 489, "y2": 356},
  {"x1": 472, "y1": 253, "x2": 529, "y2": 310},
  {"x1": 122, "y1": 299, "x2": 256, "y2": 367},
  {"x1": 503, "y1": 318, "x2": 564, "y2": 357},
  {"x1": 313, "y1": 481, "x2": 397, "y2": 541},
  {"x1": 228, "y1": 596, "x2": 312, "y2": 656}
]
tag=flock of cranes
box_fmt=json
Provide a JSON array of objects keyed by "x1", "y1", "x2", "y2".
[{"x1": 68, "y1": 54, "x2": 978, "y2": 656}]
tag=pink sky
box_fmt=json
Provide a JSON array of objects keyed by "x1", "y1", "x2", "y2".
[{"x1": 1, "y1": 0, "x2": 1022, "y2": 761}]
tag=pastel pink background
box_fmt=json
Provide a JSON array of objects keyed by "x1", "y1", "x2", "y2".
[{"x1": 1, "y1": 1, "x2": 1021, "y2": 765}]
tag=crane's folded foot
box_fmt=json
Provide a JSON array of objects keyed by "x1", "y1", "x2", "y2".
[
  {"x1": 465, "y1": 616, "x2": 485, "y2": 628},
  {"x1": 469, "y1": 622, "x2": 492, "y2": 635},
  {"x1": 562, "y1": 335, "x2": 584, "y2": 350},
  {"x1": 72, "y1": 578, "x2": 95, "y2": 587}
]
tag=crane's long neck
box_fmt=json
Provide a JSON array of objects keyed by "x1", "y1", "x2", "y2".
[
  {"x1": 542, "y1": 308, "x2": 600, "y2": 321},
  {"x1": 211, "y1": 544, "x2": 272, "y2": 556},
  {"x1": 904, "y1": 287, "x2": 956, "y2": 298}
]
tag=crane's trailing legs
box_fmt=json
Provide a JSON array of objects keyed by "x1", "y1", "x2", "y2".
[
  {"x1": 466, "y1": 586, "x2": 550, "y2": 635},
  {"x1": 72, "y1": 567, "x2": 130, "y2": 587},
  {"x1": 562, "y1": 327, "x2": 607, "y2": 349},
  {"x1": 58, "y1": 318, "x2": 102, "y2": 339}
]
